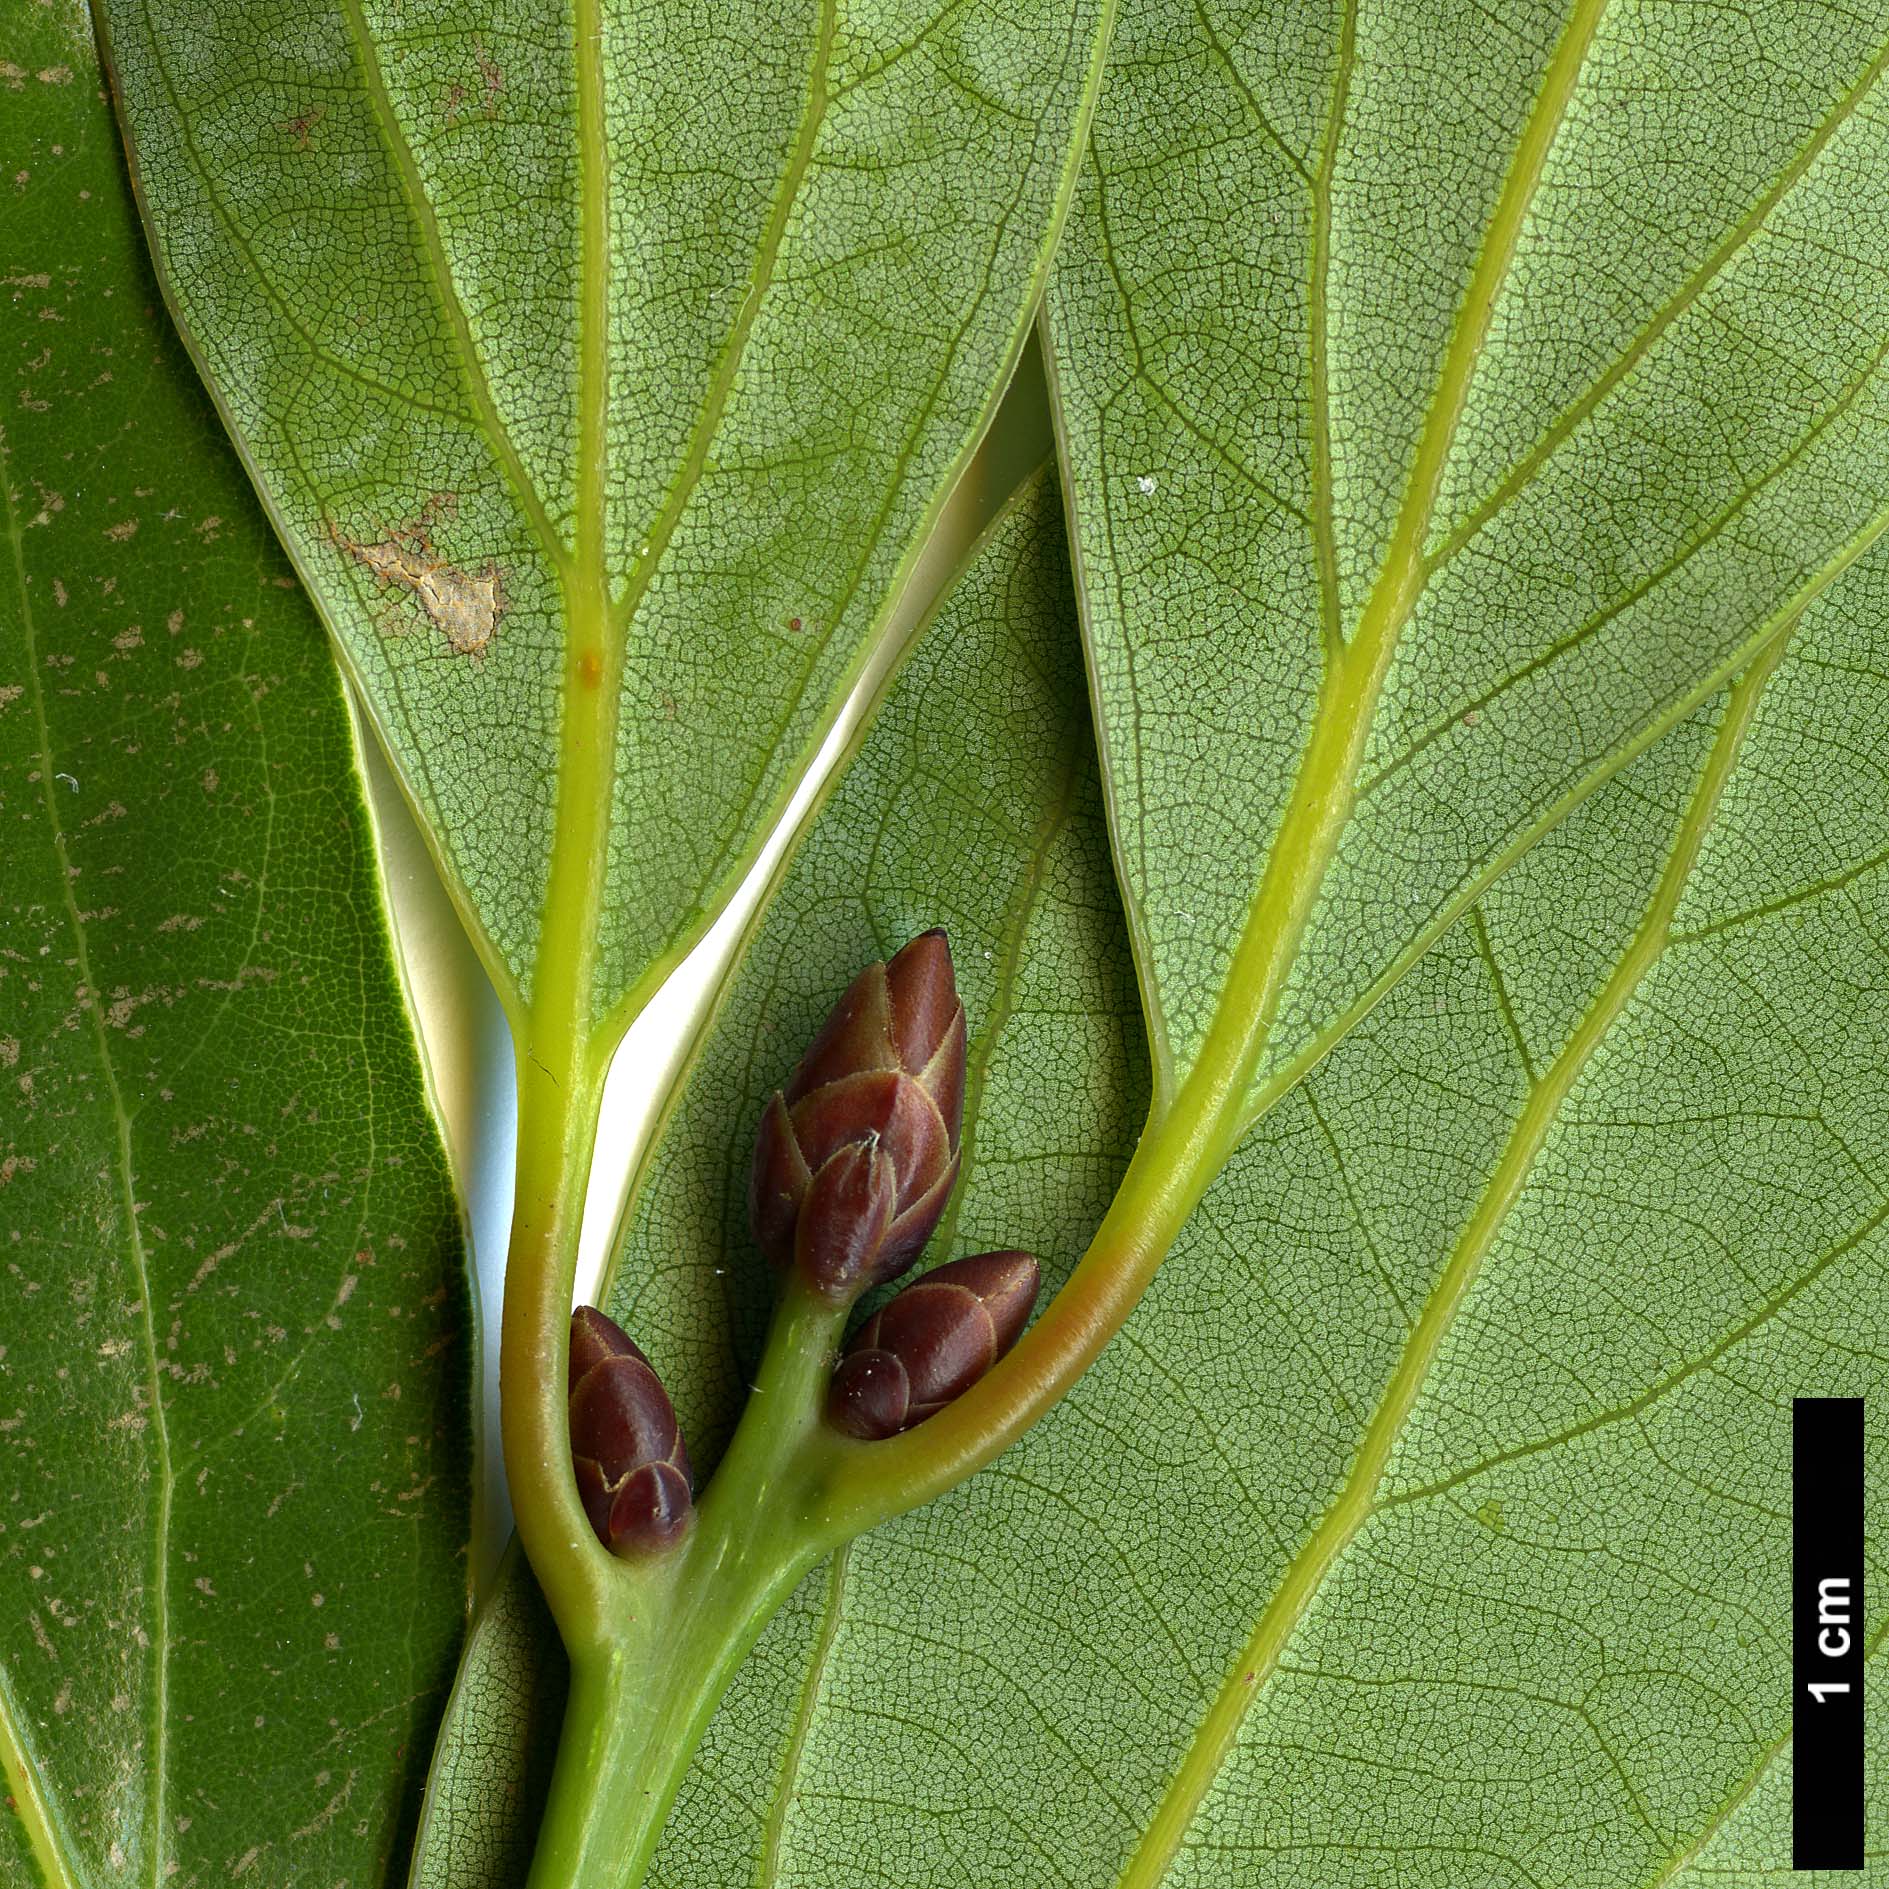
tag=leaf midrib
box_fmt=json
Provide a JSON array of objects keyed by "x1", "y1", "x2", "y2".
[
  {"x1": 957, "y1": 0, "x2": 1611, "y2": 1560},
  {"x1": 1109, "y1": 634, "x2": 1784, "y2": 1889},
  {"x1": 1146, "y1": 0, "x2": 1613, "y2": 1152}
]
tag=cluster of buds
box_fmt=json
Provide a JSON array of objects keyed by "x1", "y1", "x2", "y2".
[
  {"x1": 566, "y1": 932, "x2": 1047, "y2": 1548},
  {"x1": 568, "y1": 1306, "x2": 692, "y2": 1554},
  {"x1": 749, "y1": 930, "x2": 1041, "y2": 1439}
]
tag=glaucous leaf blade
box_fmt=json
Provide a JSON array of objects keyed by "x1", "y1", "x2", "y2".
[
  {"x1": 1045, "y1": 0, "x2": 1889, "y2": 1102},
  {"x1": 97, "y1": 0, "x2": 1114, "y2": 1021}
]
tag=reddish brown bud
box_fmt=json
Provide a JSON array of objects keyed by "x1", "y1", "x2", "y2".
[
  {"x1": 568, "y1": 1306, "x2": 691, "y2": 1554},
  {"x1": 749, "y1": 931, "x2": 967, "y2": 1301},
  {"x1": 795, "y1": 1137, "x2": 898, "y2": 1299},
  {"x1": 826, "y1": 1250, "x2": 1039, "y2": 1439}
]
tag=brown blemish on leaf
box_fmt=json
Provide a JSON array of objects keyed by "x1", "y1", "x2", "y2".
[
  {"x1": 577, "y1": 648, "x2": 602, "y2": 688},
  {"x1": 282, "y1": 104, "x2": 325, "y2": 150},
  {"x1": 330, "y1": 513, "x2": 507, "y2": 661},
  {"x1": 475, "y1": 40, "x2": 504, "y2": 115}
]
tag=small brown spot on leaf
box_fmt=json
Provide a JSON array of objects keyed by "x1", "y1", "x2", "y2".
[
  {"x1": 282, "y1": 104, "x2": 325, "y2": 150},
  {"x1": 475, "y1": 40, "x2": 504, "y2": 114}
]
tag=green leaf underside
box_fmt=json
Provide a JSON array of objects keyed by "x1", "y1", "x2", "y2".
[
  {"x1": 419, "y1": 393, "x2": 1889, "y2": 1882},
  {"x1": 407, "y1": 1540, "x2": 565, "y2": 1889},
  {"x1": 405, "y1": 467, "x2": 1150, "y2": 1887},
  {"x1": 97, "y1": 0, "x2": 1112, "y2": 1020},
  {"x1": 634, "y1": 448, "x2": 1886, "y2": 1880},
  {"x1": 407, "y1": 0, "x2": 1889, "y2": 1862},
  {"x1": 0, "y1": 15, "x2": 471, "y2": 1889},
  {"x1": 1044, "y1": 0, "x2": 1889, "y2": 1103}
]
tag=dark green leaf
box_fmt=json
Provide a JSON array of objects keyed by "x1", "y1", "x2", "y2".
[{"x1": 0, "y1": 17, "x2": 470, "y2": 1883}]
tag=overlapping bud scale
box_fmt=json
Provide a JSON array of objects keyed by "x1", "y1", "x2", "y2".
[
  {"x1": 826, "y1": 1250, "x2": 1040, "y2": 1440},
  {"x1": 568, "y1": 1306, "x2": 692, "y2": 1554},
  {"x1": 749, "y1": 930, "x2": 967, "y2": 1302}
]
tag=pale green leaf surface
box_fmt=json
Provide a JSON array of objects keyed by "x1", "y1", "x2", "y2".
[
  {"x1": 0, "y1": 15, "x2": 471, "y2": 1885},
  {"x1": 1044, "y1": 0, "x2": 1889, "y2": 1096},
  {"x1": 408, "y1": 1542, "x2": 565, "y2": 1889},
  {"x1": 578, "y1": 485, "x2": 1881, "y2": 1883},
  {"x1": 97, "y1": 0, "x2": 1111, "y2": 1016}
]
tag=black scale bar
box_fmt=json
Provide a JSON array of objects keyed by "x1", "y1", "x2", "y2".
[{"x1": 1795, "y1": 1396, "x2": 1864, "y2": 1870}]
